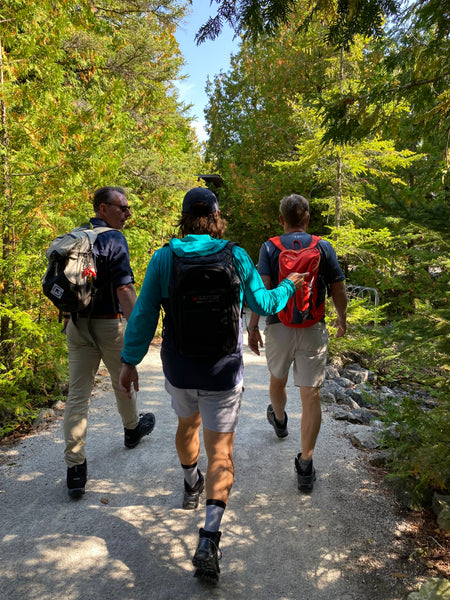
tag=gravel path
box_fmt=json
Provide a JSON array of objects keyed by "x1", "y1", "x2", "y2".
[{"x1": 0, "y1": 337, "x2": 423, "y2": 599}]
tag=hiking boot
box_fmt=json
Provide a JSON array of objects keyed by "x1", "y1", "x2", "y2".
[
  {"x1": 267, "y1": 404, "x2": 288, "y2": 438},
  {"x1": 295, "y1": 453, "x2": 316, "y2": 493},
  {"x1": 192, "y1": 528, "x2": 222, "y2": 583},
  {"x1": 183, "y1": 470, "x2": 205, "y2": 510},
  {"x1": 67, "y1": 459, "x2": 87, "y2": 499},
  {"x1": 124, "y1": 413, "x2": 156, "y2": 448}
]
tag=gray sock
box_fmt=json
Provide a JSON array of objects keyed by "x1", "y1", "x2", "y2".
[
  {"x1": 204, "y1": 501, "x2": 226, "y2": 532},
  {"x1": 181, "y1": 463, "x2": 199, "y2": 489}
]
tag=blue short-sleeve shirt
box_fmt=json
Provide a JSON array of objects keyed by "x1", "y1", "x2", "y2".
[{"x1": 79, "y1": 217, "x2": 134, "y2": 316}]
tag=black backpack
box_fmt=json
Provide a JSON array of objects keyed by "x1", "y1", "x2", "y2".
[{"x1": 169, "y1": 242, "x2": 241, "y2": 361}]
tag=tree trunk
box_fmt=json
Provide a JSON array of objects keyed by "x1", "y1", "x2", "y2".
[
  {"x1": 335, "y1": 153, "x2": 343, "y2": 229},
  {"x1": 334, "y1": 47, "x2": 344, "y2": 230},
  {"x1": 0, "y1": 36, "x2": 12, "y2": 356}
]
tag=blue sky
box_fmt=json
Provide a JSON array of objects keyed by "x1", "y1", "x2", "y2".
[{"x1": 175, "y1": 2, "x2": 240, "y2": 142}]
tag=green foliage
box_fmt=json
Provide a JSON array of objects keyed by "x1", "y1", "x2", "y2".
[
  {"x1": 204, "y1": 21, "x2": 421, "y2": 265},
  {"x1": 329, "y1": 296, "x2": 449, "y2": 392},
  {"x1": 0, "y1": 0, "x2": 201, "y2": 438},
  {"x1": 320, "y1": 1, "x2": 450, "y2": 146},
  {"x1": 327, "y1": 296, "x2": 450, "y2": 501},
  {"x1": 203, "y1": 6, "x2": 450, "y2": 501},
  {"x1": 195, "y1": 0, "x2": 400, "y2": 48},
  {"x1": 0, "y1": 308, "x2": 68, "y2": 438},
  {"x1": 381, "y1": 397, "x2": 450, "y2": 500},
  {"x1": 327, "y1": 299, "x2": 386, "y2": 362}
]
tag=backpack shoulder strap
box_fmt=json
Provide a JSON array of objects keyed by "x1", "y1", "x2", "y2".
[
  {"x1": 268, "y1": 236, "x2": 284, "y2": 251},
  {"x1": 93, "y1": 226, "x2": 116, "y2": 233},
  {"x1": 224, "y1": 240, "x2": 238, "y2": 254},
  {"x1": 309, "y1": 235, "x2": 322, "y2": 248},
  {"x1": 81, "y1": 226, "x2": 115, "y2": 245}
]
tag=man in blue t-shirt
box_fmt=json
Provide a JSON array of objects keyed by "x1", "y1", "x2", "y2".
[
  {"x1": 63, "y1": 187, "x2": 155, "y2": 499},
  {"x1": 247, "y1": 194, "x2": 347, "y2": 493}
]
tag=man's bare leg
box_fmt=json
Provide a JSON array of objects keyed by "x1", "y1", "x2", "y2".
[
  {"x1": 269, "y1": 373, "x2": 288, "y2": 421},
  {"x1": 299, "y1": 386, "x2": 321, "y2": 460}
]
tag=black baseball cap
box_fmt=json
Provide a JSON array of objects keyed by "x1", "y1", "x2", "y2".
[{"x1": 182, "y1": 187, "x2": 219, "y2": 215}]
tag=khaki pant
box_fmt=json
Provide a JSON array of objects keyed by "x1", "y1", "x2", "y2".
[{"x1": 64, "y1": 317, "x2": 138, "y2": 467}]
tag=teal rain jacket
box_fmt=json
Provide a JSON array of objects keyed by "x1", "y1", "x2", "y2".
[{"x1": 122, "y1": 235, "x2": 296, "y2": 391}]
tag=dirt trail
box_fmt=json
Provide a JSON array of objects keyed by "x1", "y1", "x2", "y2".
[{"x1": 0, "y1": 339, "x2": 426, "y2": 599}]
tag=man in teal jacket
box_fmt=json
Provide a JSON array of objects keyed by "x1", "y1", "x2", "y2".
[{"x1": 119, "y1": 187, "x2": 305, "y2": 583}]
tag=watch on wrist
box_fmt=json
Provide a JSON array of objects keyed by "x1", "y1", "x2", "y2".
[{"x1": 247, "y1": 326, "x2": 259, "y2": 332}]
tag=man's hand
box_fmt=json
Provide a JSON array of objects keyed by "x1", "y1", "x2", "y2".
[
  {"x1": 334, "y1": 316, "x2": 347, "y2": 338},
  {"x1": 248, "y1": 328, "x2": 264, "y2": 356},
  {"x1": 287, "y1": 272, "x2": 309, "y2": 289},
  {"x1": 329, "y1": 281, "x2": 347, "y2": 339},
  {"x1": 119, "y1": 364, "x2": 139, "y2": 399},
  {"x1": 62, "y1": 316, "x2": 70, "y2": 334}
]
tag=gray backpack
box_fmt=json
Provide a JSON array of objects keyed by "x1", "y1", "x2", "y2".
[{"x1": 42, "y1": 226, "x2": 113, "y2": 313}]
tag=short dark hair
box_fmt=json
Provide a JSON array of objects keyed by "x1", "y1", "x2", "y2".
[
  {"x1": 93, "y1": 187, "x2": 126, "y2": 212},
  {"x1": 177, "y1": 208, "x2": 227, "y2": 239},
  {"x1": 280, "y1": 194, "x2": 309, "y2": 227}
]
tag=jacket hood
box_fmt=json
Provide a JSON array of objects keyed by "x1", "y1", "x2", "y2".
[{"x1": 169, "y1": 235, "x2": 228, "y2": 257}]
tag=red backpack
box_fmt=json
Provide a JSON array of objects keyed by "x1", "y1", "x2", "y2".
[{"x1": 269, "y1": 235, "x2": 325, "y2": 328}]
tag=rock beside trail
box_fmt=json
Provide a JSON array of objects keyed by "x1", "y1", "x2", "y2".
[
  {"x1": 407, "y1": 577, "x2": 450, "y2": 600},
  {"x1": 322, "y1": 363, "x2": 436, "y2": 451},
  {"x1": 432, "y1": 493, "x2": 450, "y2": 532},
  {"x1": 323, "y1": 363, "x2": 448, "y2": 528}
]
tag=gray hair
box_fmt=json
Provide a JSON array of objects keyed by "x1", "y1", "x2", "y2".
[
  {"x1": 279, "y1": 194, "x2": 309, "y2": 227},
  {"x1": 93, "y1": 187, "x2": 126, "y2": 212}
]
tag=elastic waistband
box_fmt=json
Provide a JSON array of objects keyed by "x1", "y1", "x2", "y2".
[{"x1": 90, "y1": 314, "x2": 122, "y2": 319}]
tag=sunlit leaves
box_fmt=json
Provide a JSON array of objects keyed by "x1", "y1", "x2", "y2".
[
  {"x1": 195, "y1": 0, "x2": 400, "y2": 48},
  {"x1": 0, "y1": 0, "x2": 201, "y2": 430}
]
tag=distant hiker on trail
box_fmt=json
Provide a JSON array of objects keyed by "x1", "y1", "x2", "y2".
[
  {"x1": 57, "y1": 187, "x2": 155, "y2": 499},
  {"x1": 247, "y1": 193, "x2": 347, "y2": 493},
  {"x1": 119, "y1": 187, "x2": 306, "y2": 584}
]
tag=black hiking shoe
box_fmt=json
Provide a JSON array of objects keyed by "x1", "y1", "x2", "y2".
[
  {"x1": 192, "y1": 528, "x2": 222, "y2": 583},
  {"x1": 67, "y1": 459, "x2": 87, "y2": 499},
  {"x1": 183, "y1": 470, "x2": 205, "y2": 510},
  {"x1": 124, "y1": 413, "x2": 156, "y2": 448},
  {"x1": 295, "y1": 453, "x2": 316, "y2": 493},
  {"x1": 267, "y1": 404, "x2": 289, "y2": 438}
]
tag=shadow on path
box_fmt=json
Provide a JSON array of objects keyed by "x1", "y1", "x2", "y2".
[{"x1": 0, "y1": 342, "x2": 419, "y2": 599}]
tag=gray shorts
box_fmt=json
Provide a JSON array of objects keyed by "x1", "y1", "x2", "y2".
[
  {"x1": 165, "y1": 379, "x2": 243, "y2": 433},
  {"x1": 264, "y1": 321, "x2": 328, "y2": 388}
]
